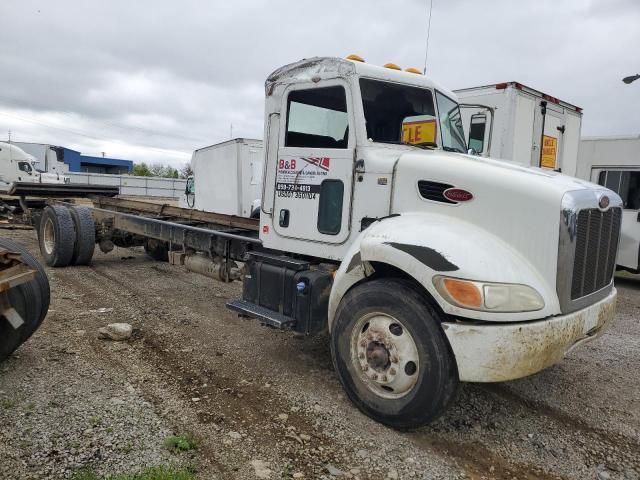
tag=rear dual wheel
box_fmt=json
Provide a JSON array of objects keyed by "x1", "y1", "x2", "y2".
[
  {"x1": 38, "y1": 205, "x2": 95, "y2": 267},
  {"x1": 331, "y1": 278, "x2": 459, "y2": 429}
]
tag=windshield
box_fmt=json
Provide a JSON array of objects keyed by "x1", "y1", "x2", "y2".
[
  {"x1": 360, "y1": 79, "x2": 437, "y2": 146},
  {"x1": 435, "y1": 91, "x2": 467, "y2": 153}
]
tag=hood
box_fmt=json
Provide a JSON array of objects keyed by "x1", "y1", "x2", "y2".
[{"x1": 390, "y1": 150, "x2": 620, "y2": 287}]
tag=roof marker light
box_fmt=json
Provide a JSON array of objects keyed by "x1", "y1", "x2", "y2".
[
  {"x1": 383, "y1": 63, "x2": 402, "y2": 70},
  {"x1": 495, "y1": 82, "x2": 508, "y2": 90},
  {"x1": 405, "y1": 67, "x2": 422, "y2": 74},
  {"x1": 346, "y1": 54, "x2": 365, "y2": 62}
]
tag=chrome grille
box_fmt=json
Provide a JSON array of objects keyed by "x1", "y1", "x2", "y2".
[{"x1": 570, "y1": 208, "x2": 621, "y2": 300}]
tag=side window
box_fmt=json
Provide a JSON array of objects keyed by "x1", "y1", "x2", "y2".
[
  {"x1": 285, "y1": 86, "x2": 349, "y2": 149},
  {"x1": 468, "y1": 114, "x2": 486, "y2": 153},
  {"x1": 597, "y1": 170, "x2": 640, "y2": 209},
  {"x1": 18, "y1": 162, "x2": 32, "y2": 173}
]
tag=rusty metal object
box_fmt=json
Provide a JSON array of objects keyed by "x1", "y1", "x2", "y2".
[
  {"x1": 92, "y1": 197, "x2": 259, "y2": 231},
  {"x1": 0, "y1": 247, "x2": 36, "y2": 330},
  {"x1": 0, "y1": 248, "x2": 36, "y2": 293},
  {"x1": 184, "y1": 254, "x2": 243, "y2": 282}
]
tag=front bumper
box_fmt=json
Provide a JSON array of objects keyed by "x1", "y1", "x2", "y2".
[{"x1": 442, "y1": 289, "x2": 617, "y2": 382}]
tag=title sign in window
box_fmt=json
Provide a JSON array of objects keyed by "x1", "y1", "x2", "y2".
[
  {"x1": 402, "y1": 117, "x2": 437, "y2": 145},
  {"x1": 541, "y1": 135, "x2": 558, "y2": 169}
]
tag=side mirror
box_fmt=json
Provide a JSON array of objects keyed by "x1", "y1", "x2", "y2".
[{"x1": 467, "y1": 148, "x2": 478, "y2": 156}]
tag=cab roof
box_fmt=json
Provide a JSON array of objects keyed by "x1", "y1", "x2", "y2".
[{"x1": 266, "y1": 57, "x2": 458, "y2": 100}]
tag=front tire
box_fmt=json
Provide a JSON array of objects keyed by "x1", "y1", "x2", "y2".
[{"x1": 331, "y1": 278, "x2": 458, "y2": 429}]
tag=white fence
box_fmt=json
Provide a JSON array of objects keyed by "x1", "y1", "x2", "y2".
[{"x1": 67, "y1": 172, "x2": 187, "y2": 198}]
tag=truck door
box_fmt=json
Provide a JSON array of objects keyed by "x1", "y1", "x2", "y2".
[
  {"x1": 533, "y1": 101, "x2": 564, "y2": 170},
  {"x1": 597, "y1": 169, "x2": 640, "y2": 271},
  {"x1": 273, "y1": 82, "x2": 354, "y2": 244}
]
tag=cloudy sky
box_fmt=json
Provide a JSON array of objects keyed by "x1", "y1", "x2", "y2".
[{"x1": 1, "y1": 0, "x2": 639, "y2": 168}]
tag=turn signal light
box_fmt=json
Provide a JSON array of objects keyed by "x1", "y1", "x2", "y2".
[
  {"x1": 405, "y1": 67, "x2": 422, "y2": 74},
  {"x1": 383, "y1": 63, "x2": 402, "y2": 70},
  {"x1": 434, "y1": 276, "x2": 545, "y2": 312},
  {"x1": 346, "y1": 54, "x2": 365, "y2": 62},
  {"x1": 441, "y1": 278, "x2": 482, "y2": 308}
]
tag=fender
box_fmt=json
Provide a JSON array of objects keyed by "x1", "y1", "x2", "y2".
[{"x1": 328, "y1": 213, "x2": 560, "y2": 331}]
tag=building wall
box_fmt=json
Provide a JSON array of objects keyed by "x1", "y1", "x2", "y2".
[{"x1": 62, "y1": 149, "x2": 133, "y2": 174}]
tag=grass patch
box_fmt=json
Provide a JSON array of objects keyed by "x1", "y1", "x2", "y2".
[
  {"x1": 72, "y1": 465, "x2": 195, "y2": 480},
  {"x1": 0, "y1": 398, "x2": 16, "y2": 409},
  {"x1": 163, "y1": 433, "x2": 198, "y2": 452}
]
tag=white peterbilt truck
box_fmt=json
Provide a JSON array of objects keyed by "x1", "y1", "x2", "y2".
[
  {"x1": 0, "y1": 142, "x2": 118, "y2": 205},
  {"x1": 39, "y1": 56, "x2": 622, "y2": 428},
  {"x1": 0, "y1": 142, "x2": 69, "y2": 191}
]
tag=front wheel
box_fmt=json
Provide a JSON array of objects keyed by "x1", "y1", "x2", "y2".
[{"x1": 331, "y1": 278, "x2": 459, "y2": 429}]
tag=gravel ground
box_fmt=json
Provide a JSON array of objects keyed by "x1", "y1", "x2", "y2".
[{"x1": 0, "y1": 228, "x2": 638, "y2": 480}]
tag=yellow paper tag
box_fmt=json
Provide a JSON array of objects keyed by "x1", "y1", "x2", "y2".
[{"x1": 541, "y1": 135, "x2": 558, "y2": 169}]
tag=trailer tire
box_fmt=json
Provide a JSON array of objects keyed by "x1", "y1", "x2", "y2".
[
  {"x1": 38, "y1": 205, "x2": 76, "y2": 267},
  {"x1": 0, "y1": 238, "x2": 50, "y2": 330},
  {"x1": 0, "y1": 239, "x2": 49, "y2": 360},
  {"x1": 144, "y1": 239, "x2": 169, "y2": 262},
  {"x1": 0, "y1": 287, "x2": 30, "y2": 361},
  {"x1": 331, "y1": 278, "x2": 459, "y2": 430},
  {"x1": 69, "y1": 206, "x2": 96, "y2": 266}
]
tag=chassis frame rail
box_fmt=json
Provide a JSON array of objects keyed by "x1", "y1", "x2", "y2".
[{"x1": 90, "y1": 206, "x2": 261, "y2": 262}]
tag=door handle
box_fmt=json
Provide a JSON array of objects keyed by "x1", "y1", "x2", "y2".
[{"x1": 279, "y1": 209, "x2": 290, "y2": 228}]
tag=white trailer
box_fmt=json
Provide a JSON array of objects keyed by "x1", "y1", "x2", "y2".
[
  {"x1": 577, "y1": 135, "x2": 640, "y2": 273},
  {"x1": 180, "y1": 138, "x2": 263, "y2": 217},
  {"x1": 454, "y1": 82, "x2": 582, "y2": 175}
]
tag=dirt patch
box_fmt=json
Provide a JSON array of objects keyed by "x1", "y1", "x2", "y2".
[{"x1": 1, "y1": 229, "x2": 639, "y2": 480}]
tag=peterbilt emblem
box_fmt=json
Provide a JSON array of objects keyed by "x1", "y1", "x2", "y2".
[
  {"x1": 598, "y1": 195, "x2": 610, "y2": 209},
  {"x1": 443, "y1": 188, "x2": 474, "y2": 203}
]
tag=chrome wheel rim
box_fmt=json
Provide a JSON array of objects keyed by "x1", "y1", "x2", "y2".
[
  {"x1": 350, "y1": 312, "x2": 420, "y2": 399},
  {"x1": 43, "y1": 218, "x2": 55, "y2": 255}
]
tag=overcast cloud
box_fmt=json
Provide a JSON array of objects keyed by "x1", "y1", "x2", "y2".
[{"x1": 1, "y1": 0, "x2": 639, "y2": 167}]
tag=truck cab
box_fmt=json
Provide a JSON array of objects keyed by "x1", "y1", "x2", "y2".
[
  {"x1": 228, "y1": 56, "x2": 622, "y2": 428},
  {"x1": 0, "y1": 142, "x2": 68, "y2": 191}
]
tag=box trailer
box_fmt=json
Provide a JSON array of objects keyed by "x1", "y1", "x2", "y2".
[
  {"x1": 180, "y1": 138, "x2": 263, "y2": 217},
  {"x1": 454, "y1": 82, "x2": 583, "y2": 175},
  {"x1": 577, "y1": 135, "x2": 640, "y2": 273},
  {"x1": 32, "y1": 56, "x2": 622, "y2": 429}
]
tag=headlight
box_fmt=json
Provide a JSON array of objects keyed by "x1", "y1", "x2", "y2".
[{"x1": 433, "y1": 276, "x2": 544, "y2": 313}]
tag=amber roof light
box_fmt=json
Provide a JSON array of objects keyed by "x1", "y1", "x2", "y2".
[{"x1": 346, "y1": 54, "x2": 365, "y2": 62}]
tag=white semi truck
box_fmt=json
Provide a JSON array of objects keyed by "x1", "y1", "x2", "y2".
[
  {"x1": 0, "y1": 142, "x2": 118, "y2": 202},
  {"x1": 0, "y1": 142, "x2": 69, "y2": 191},
  {"x1": 38, "y1": 56, "x2": 622, "y2": 428}
]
